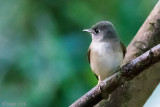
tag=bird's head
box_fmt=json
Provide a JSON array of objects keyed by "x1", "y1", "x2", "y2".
[{"x1": 83, "y1": 21, "x2": 119, "y2": 42}]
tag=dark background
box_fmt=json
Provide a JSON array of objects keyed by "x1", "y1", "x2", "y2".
[{"x1": 0, "y1": 0, "x2": 158, "y2": 107}]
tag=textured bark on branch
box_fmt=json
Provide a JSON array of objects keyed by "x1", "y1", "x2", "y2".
[
  {"x1": 70, "y1": 44, "x2": 160, "y2": 107},
  {"x1": 71, "y1": 1, "x2": 160, "y2": 107}
]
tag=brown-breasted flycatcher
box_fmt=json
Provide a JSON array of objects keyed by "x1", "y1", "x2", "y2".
[{"x1": 83, "y1": 21, "x2": 126, "y2": 84}]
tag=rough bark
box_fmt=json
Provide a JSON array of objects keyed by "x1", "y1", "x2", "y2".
[
  {"x1": 96, "y1": 1, "x2": 160, "y2": 107},
  {"x1": 70, "y1": 44, "x2": 160, "y2": 107}
]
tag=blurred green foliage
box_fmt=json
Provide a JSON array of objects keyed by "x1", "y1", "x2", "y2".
[{"x1": 0, "y1": 0, "x2": 158, "y2": 107}]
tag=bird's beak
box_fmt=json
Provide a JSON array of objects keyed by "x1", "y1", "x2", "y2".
[{"x1": 83, "y1": 29, "x2": 92, "y2": 33}]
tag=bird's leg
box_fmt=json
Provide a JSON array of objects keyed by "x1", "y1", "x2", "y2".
[
  {"x1": 98, "y1": 77, "x2": 111, "y2": 101},
  {"x1": 97, "y1": 76, "x2": 101, "y2": 85},
  {"x1": 98, "y1": 80, "x2": 102, "y2": 85},
  {"x1": 97, "y1": 77, "x2": 102, "y2": 91}
]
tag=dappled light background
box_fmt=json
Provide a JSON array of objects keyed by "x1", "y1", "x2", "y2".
[{"x1": 0, "y1": 0, "x2": 159, "y2": 107}]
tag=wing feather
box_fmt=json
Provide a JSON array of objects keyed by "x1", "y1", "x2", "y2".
[
  {"x1": 120, "y1": 42, "x2": 126, "y2": 57},
  {"x1": 87, "y1": 48, "x2": 91, "y2": 63},
  {"x1": 87, "y1": 48, "x2": 98, "y2": 80}
]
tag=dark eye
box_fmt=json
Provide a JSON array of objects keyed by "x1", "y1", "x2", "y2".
[{"x1": 94, "y1": 29, "x2": 100, "y2": 34}]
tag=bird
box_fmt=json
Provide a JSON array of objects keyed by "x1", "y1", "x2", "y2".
[{"x1": 83, "y1": 21, "x2": 126, "y2": 84}]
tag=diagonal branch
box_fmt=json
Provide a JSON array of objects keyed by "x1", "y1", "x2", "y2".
[
  {"x1": 97, "y1": 1, "x2": 160, "y2": 106},
  {"x1": 70, "y1": 44, "x2": 160, "y2": 107}
]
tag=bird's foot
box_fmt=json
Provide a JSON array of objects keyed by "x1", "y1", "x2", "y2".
[
  {"x1": 97, "y1": 81, "x2": 102, "y2": 92},
  {"x1": 98, "y1": 81, "x2": 111, "y2": 101}
]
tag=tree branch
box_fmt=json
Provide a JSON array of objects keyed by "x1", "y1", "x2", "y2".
[
  {"x1": 70, "y1": 44, "x2": 160, "y2": 107},
  {"x1": 95, "y1": 1, "x2": 160, "y2": 106}
]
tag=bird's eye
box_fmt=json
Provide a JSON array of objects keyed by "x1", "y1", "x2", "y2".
[{"x1": 94, "y1": 29, "x2": 100, "y2": 34}]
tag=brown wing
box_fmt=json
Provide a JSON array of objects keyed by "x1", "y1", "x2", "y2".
[
  {"x1": 87, "y1": 48, "x2": 91, "y2": 63},
  {"x1": 120, "y1": 42, "x2": 126, "y2": 57},
  {"x1": 87, "y1": 48, "x2": 98, "y2": 80}
]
